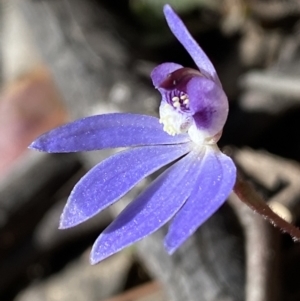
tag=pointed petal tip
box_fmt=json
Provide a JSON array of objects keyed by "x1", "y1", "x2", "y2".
[
  {"x1": 163, "y1": 4, "x2": 172, "y2": 13},
  {"x1": 89, "y1": 255, "x2": 99, "y2": 265},
  {"x1": 58, "y1": 199, "x2": 88, "y2": 229},
  {"x1": 163, "y1": 4, "x2": 178, "y2": 27},
  {"x1": 90, "y1": 248, "x2": 114, "y2": 264},
  {"x1": 58, "y1": 206, "x2": 88, "y2": 229},
  {"x1": 162, "y1": 3, "x2": 220, "y2": 84},
  {"x1": 28, "y1": 137, "x2": 56, "y2": 153},
  {"x1": 58, "y1": 216, "x2": 88, "y2": 229},
  {"x1": 58, "y1": 218, "x2": 69, "y2": 230},
  {"x1": 58, "y1": 214, "x2": 71, "y2": 229},
  {"x1": 89, "y1": 252, "x2": 111, "y2": 265},
  {"x1": 90, "y1": 237, "x2": 114, "y2": 265},
  {"x1": 164, "y1": 242, "x2": 177, "y2": 256},
  {"x1": 28, "y1": 142, "x2": 35, "y2": 150},
  {"x1": 89, "y1": 247, "x2": 105, "y2": 265},
  {"x1": 58, "y1": 224, "x2": 66, "y2": 230},
  {"x1": 28, "y1": 140, "x2": 41, "y2": 151}
]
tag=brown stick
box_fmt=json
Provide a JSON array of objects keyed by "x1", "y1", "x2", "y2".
[{"x1": 230, "y1": 193, "x2": 281, "y2": 301}]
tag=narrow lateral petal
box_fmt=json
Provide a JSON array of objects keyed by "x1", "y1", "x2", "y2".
[
  {"x1": 163, "y1": 5, "x2": 221, "y2": 85},
  {"x1": 29, "y1": 113, "x2": 190, "y2": 152},
  {"x1": 60, "y1": 143, "x2": 191, "y2": 228},
  {"x1": 165, "y1": 147, "x2": 236, "y2": 254},
  {"x1": 151, "y1": 62, "x2": 183, "y2": 87},
  {"x1": 90, "y1": 149, "x2": 206, "y2": 264}
]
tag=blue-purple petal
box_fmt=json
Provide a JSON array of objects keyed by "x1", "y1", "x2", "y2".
[
  {"x1": 90, "y1": 149, "x2": 206, "y2": 264},
  {"x1": 60, "y1": 143, "x2": 192, "y2": 228},
  {"x1": 151, "y1": 62, "x2": 183, "y2": 87},
  {"x1": 163, "y1": 5, "x2": 221, "y2": 85},
  {"x1": 164, "y1": 147, "x2": 236, "y2": 254},
  {"x1": 186, "y1": 77, "x2": 228, "y2": 136},
  {"x1": 29, "y1": 113, "x2": 190, "y2": 152}
]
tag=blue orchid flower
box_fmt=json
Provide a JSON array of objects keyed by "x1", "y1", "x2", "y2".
[{"x1": 30, "y1": 4, "x2": 236, "y2": 264}]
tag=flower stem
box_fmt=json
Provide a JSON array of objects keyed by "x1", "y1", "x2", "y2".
[{"x1": 233, "y1": 172, "x2": 300, "y2": 241}]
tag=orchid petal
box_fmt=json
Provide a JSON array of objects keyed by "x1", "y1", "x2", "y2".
[
  {"x1": 29, "y1": 113, "x2": 190, "y2": 152},
  {"x1": 60, "y1": 143, "x2": 191, "y2": 228},
  {"x1": 90, "y1": 149, "x2": 206, "y2": 264},
  {"x1": 165, "y1": 148, "x2": 236, "y2": 254},
  {"x1": 187, "y1": 76, "x2": 228, "y2": 136},
  {"x1": 151, "y1": 62, "x2": 183, "y2": 87},
  {"x1": 163, "y1": 4, "x2": 221, "y2": 85}
]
